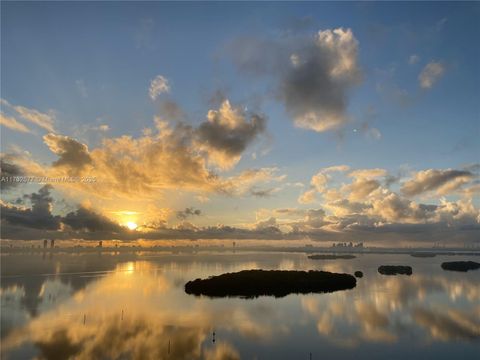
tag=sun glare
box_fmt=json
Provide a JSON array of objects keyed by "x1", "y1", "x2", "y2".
[{"x1": 126, "y1": 221, "x2": 138, "y2": 230}]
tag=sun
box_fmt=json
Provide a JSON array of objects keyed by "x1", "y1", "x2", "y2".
[{"x1": 126, "y1": 221, "x2": 138, "y2": 230}]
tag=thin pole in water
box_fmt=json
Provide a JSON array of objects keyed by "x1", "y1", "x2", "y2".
[
  {"x1": 168, "y1": 340, "x2": 170, "y2": 355},
  {"x1": 121, "y1": 309, "x2": 124, "y2": 320},
  {"x1": 83, "y1": 314, "x2": 86, "y2": 325}
]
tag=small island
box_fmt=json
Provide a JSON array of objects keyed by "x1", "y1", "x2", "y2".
[
  {"x1": 185, "y1": 269, "x2": 356, "y2": 298},
  {"x1": 410, "y1": 253, "x2": 437, "y2": 258},
  {"x1": 308, "y1": 254, "x2": 356, "y2": 260},
  {"x1": 354, "y1": 271, "x2": 363, "y2": 278},
  {"x1": 441, "y1": 261, "x2": 480, "y2": 272},
  {"x1": 378, "y1": 265, "x2": 412, "y2": 275}
]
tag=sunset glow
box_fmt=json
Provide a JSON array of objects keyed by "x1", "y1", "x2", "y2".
[
  {"x1": 126, "y1": 222, "x2": 138, "y2": 231},
  {"x1": 1, "y1": 2, "x2": 479, "y2": 359}
]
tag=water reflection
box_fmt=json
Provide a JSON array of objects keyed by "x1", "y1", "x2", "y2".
[
  {"x1": 301, "y1": 272, "x2": 480, "y2": 346},
  {"x1": 1, "y1": 252, "x2": 479, "y2": 359}
]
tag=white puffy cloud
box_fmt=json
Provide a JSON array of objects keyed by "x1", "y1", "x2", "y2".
[
  {"x1": 298, "y1": 189, "x2": 317, "y2": 204},
  {"x1": 298, "y1": 165, "x2": 351, "y2": 204},
  {"x1": 344, "y1": 178, "x2": 382, "y2": 201},
  {"x1": 290, "y1": 164, "x2": 479, "y2": 243}
]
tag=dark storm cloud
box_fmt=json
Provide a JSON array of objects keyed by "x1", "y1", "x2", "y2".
[
  {"x1": 62, "y1": 207, "x2": 124, "y2": 233},
  {"x1": 1, "y1": 185, "x2": 61, "y2": 230},
  {"x1": 0, "y1": 154, "x2": 25, "y2": 190}
]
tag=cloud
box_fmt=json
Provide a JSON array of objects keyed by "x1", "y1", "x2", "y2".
[
  {"x1": 249, "y1": 186, "x2": 278, "y2": 198},
  {"x1": 298, "y1": 165, "x2": 350, "y2": 203},
  {"x1": 401, "y1": 169, "x2": 475, "y2": 197},
  {"x1": 229, "y1": 28, "x2": 361, "y2": 132},
  {"x1": 367, "y1": 192, "x2": 437, "y2": 223},
  {"x1": 284, "y1": 28, "x2": 361, "y2": 132},
  {"x1": 290, "y1": 164, "x2": 479, "y2": 243},
  {"x1": 323, "y1": 165, "x2": 350, "y2": 173},
  {"x1": 24, "y1": 118, "x2": 277, "y2": 207},
  {"x1": 298, "y1": 189, "x2": 317, "y2": 204},
  {"x1": 3, "y1": 95, "x2": 478, "y2": 246},
  {"x1": 289, "y1": 209, "x2": 328, "y2": 231},
  {"x1": 38, "y1": 122, "x2": 220, "y2": 199},
  {"x1": 224, "y1": 167, "x2": 286, "y2": 196},
  {"x1": 348, "y1": 168, "x2": 388, "y2": 179},
  {"x1": 0, "y1": 113, "x2": 32, "y2": 133},
  {"x1": 149, "y1": 75, "x2": 170, "y2": 100},
  {"x1": 408, "y1": 54, "x2": 420, "y2": 65},
  {"x1": 63, "y1": 207, "x2": 124, "y2": 233},
  {"x1": 1, "y1": 190, "x2": 478, "y2": 243},
  {"x1": 1, "y1": 185, "x2": 61, "y2": 231},
  {"x1": 204, "y1": 342, "x2": 240, "y2": 360},
  {"x1": 343, "y1": 178, "x2": 382, "y2": 201},
  {"x1": 1, "y1": 99, "x2": 55, "y2": 132},
  {"x1": 338, "y1": 168, "x2": 389, "y2": 201},
  {"x1": 2, "y1": 95, "x2": 273, "y2": 218},
  {"x1": 419, "y1": 61, "x2": 445, "y2": 89},
  {"x1": 43, "y1": 133, "x2": 93, "y2": 175},
  {"x1": 195, "y1": 100, "x2": 266, "y2": 169},
  {"x1": 254, "y1": 217, "x2": 282, "y2": 234},
  {"x1": 176, "y1": 207, "x2": 202, "y2": 220},
  {"x1": 324, "y1": 199, "x2": 371, "y2": 217},
  {"x1": 0, "y1": 154, "x2": 26, "y2": 190}
]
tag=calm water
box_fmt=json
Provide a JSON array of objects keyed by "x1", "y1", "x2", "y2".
[{"x1": 1, "y1": 251, "x2": 479, "y2": 359}]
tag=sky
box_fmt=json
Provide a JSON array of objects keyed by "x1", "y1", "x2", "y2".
[{"x1": 1, "y1": 1, "x2": 479, "y2": 246}]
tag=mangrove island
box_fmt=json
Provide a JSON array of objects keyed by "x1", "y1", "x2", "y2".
[
  {"x1": 441, "y1": 261, "x2": 480, "y2": 272},
  {"x1": 378, "y1": 265, "x2": 412, "y2": 275},
  {"x1": 185, "y1": 269, "x2": 357, "y2": 298}
]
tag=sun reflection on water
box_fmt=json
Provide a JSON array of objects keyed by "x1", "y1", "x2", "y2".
[{"x1": 1, "y1": 253, "x2": 479, "y2": 359}]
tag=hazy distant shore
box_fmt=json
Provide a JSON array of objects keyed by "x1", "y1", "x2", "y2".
[{"x1": 1, "y1": 243, "x2": 479, "y2": 257}]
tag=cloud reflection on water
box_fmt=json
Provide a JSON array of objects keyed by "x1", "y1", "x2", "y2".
[{"x1": 1, "y1": 253, "x2": 479, "y2": 359}]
